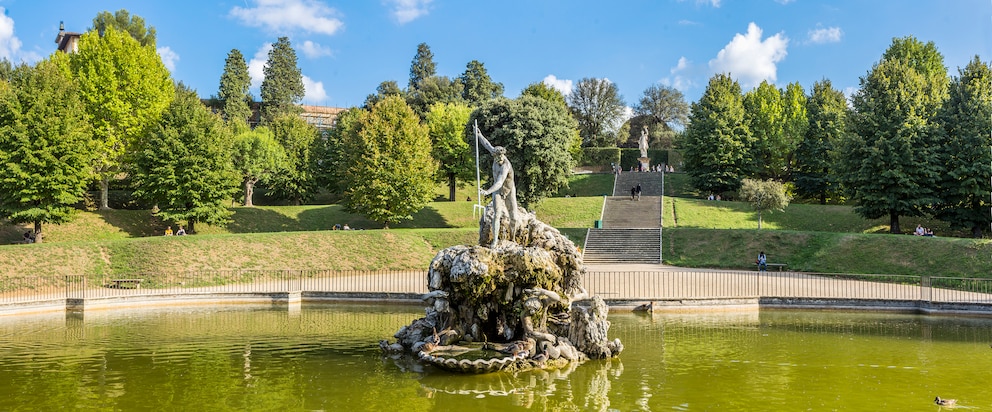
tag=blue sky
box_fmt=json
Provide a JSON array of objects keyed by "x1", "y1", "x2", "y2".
[{"x1": 0, "y1": 0, "x2": 989, "y2": 109}]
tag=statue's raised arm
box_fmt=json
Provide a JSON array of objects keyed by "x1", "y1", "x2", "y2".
[{"x1": 474, "y1": 123, "x2": 497, "y2": 154}]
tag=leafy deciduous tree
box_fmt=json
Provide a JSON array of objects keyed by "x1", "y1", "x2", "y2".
[
  {"x1": 425, "y1": 102, "x2": 474, "y2": 201},
  {"x1": 407, "y1": 75, "x2": 463, "y2": 118},
  {"x1": 0, "y1": 59, "x2": 94, "y2": 243},
  {"x1": 260, "y1": 37, "x2": 304, "y2": 123},
  {"x1": 934, "y1": 56, "x2": 992, "y2": 237},
  {"x1": 568, "y1": 77, "x2": 626, "y2": 147},
  {"x1": 131, "y1": 83, "x2": 239, "y2": 234},
  {"x1": 338, "y1": 96, "x2": 437, "y2": 228},
  {"x1": 794, "y1": 79, "x2": 846, "y2": 204},
  {"x1": 739, "y1": 178, "x2": 790, "y2": 229},
  {"x1": 267, "y1": 115, "x2": 319, "y2": 205},
  {"x1": 92, "y1": 9, "x2": 156, "y2": 46},
  {"x1": 521, "y1": 82, "x2": 567, "y2": 107},
  {"x1": 363, "y1": 80, "x2": 406, "y2": 108},
  {"x1": 470, "y1": 96, "x2": 578, "y2": 208},
  {"x1": 71, "y1": 25, "x2": 173, "y2": 210},
  {"x1": 231, "y1": 126, "x2": 285, "y2": 207},
  {"x1": 633, "y1": 84, "x2": 689, "y2": 149},
  {"x1": 682, "y1": 73, "x2": 751, "y2": 195},
  {"x1": 838, "y1": 36, "x2": 948, "y2": 234}
]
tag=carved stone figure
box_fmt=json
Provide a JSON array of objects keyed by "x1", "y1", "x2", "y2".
[
  {"x1": 639, "y1": 125, "x2": 649, "y2": 158},
  {"x1": 474, "y1": 124, "x2": 518, "y2": 248}
]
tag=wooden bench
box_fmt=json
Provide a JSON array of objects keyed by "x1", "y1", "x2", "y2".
[
  {"x1": 755, "y1": 263, "x2": 788, "y2": 271},
  {"x1": 107, "y1": 279, "x2": 144, "y2": 289}
]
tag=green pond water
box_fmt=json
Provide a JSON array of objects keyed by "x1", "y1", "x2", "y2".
[{"x1": 0, "y1": 304, "x2": 989, "y2": 411}]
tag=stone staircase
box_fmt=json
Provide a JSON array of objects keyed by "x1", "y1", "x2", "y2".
[{"x1": 583, "y1": 172, "x2": 665, "y2": 264}]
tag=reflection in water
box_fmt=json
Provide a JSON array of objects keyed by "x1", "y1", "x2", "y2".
[{"x1": 0, "y1": 305, "x2": 990, "y2": 410}]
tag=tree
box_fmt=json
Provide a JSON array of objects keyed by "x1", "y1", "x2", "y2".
[
  {"x1": 739, "y1": 179, "x2": 789, "y2": 229},
  {"x1": 407, "y1": 75, "x2": 463, "y2": 118},
  {"x1": 408, "y1": 43, "x2": 436, "y2": 91},
  {"x1": 131, "y1": 83, "x2": 238, "y2": 234},
  {"x1": 363, "y1": 80, "x2": 406, "y2": 108},
  {"x1": 92, "y1": 9, "x2": 156, "y2": 46},
  {"x1": 266, "y1": 115, "x2": 320, "y2": 205},
  {"x1": 794, "y1": 80, "x2": 846, "y2": 204},
  {"x1": 934, "y1": 56, "x2": 992, "y2": 237},
  {"x1": 70, "y1": 25, "x2": 173, "y2": 210},
  {"x1": 635, "y1": 84, "x2": 689, "y2": 130},
  {"x1": 426, "y1": 102, "x2": 474, "y2": 201},
  {"x1": 521, "y1": 81, "x2": 567, "y2": 107},
  {"x1": 218, "y1": 49, "x2": 253, "y2": 127},
  {"x1": 260, "y1": 37, "x2": 304, "y2": 123},
  {"x1": 458, "y1": 60, "x2": 503, "y2": 106},
  {"x1": 231, "y1": 127, "x2": 285, "y2": 207},
  {"x1": 682, "y1": 74, "x2": 751, "y2": 195},
  {"x1": 743, "y1": 81, "x2": 783, "y2": 179},
  {"x1": 838, "y1": 36, "x2": 948, "y2": 234},
  {"x1": 338, "y1": 95, "x2": 437, "y2": 228},
  {"x1": 469, "y1": 95, "x2": 578, "y2": 208},
  {"x1": 0, "y1": 59, "x2": 94, "y2": 243},
  {"x1": 781, "y1": 82, "x2": 809, "y2": 174},
  {"x1": 568, "y1": 77, "x2": 626, "y2": 147}
]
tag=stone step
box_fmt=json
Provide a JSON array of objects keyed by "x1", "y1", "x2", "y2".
[{"x1": 582, "y1": 228, "x2": 661, "y2": 264}]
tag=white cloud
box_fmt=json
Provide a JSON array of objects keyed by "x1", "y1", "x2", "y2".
[
  {"x1": 303, "y1": 75, "x2": 328, "y2": 102},
  {"x1": 0, "y1": 8, "x2": 39, "y2": 63},
  {"x1": 543, "y1": 74, "x2": 573, "y2": 96},
  {"x1": 774, "y1": 0, "x2": 796, "y2": 4},
  {"x1": 808, "y1": 26, "x2": 843, "y2": 44},
  {"x1": 680, "y1": 0, "x2": 721, "y2": 7},
  {"x1": 230, "y1": 0, "x2": 344, "y2": 35},
  {"x1": 662, "y1": 57, "x2": 694, "y2": 91},
  {"x1": 678, "y1": 19, "x2": 701, "y2": 26},
  {"x1": 299, "y1": 40, "x2": 332, "y2": 58},
  {"x1": 247, "y1": 43, "x2": 273, "y2": 90},
  {"x1": 708, "y1": 22, "x2": 788, "y2": 88},
  {"x1": 157, "y1": 46, "x2": 179, "y2": 72},
  {"x1": 387, "y1": 0, "x2": 433, "y2": 24}
]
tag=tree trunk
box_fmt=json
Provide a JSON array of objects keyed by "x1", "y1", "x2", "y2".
[
  {"x1": 99, "y1": 176, "x2": 111, "y2": 210},
  {"x1": 187, "y1": 220, "x2": 195, "y2": 234},
  {"x1": 889, "y1": 212, "x2": 901, "y2": 234},
  {"x1": 972, "y1": 225, "x2": 983, "y2": 239},
  {"x1": 243, "y1": 178, "x2": 256, "y2": 207},
  {"x1": 33, "y1": 221, "x2": 42, "y2": 244},
  {"x1": 448, "y1": 173, "x2": 457, "y2": 202},
  {"x1": 819, "y1": 192, "x2": 826, "y2": 205},
  {"x1": 757, "y1": 211, "x2": 763, "y2": 230}
]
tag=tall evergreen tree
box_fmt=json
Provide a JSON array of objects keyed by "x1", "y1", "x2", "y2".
[
  {"x1": 838, "y1": 36, "x2": 949, "y2": 233},
  {"x1": 794, "y1": 79, "x2": 847, "y2": 204},
  {"x1": 131, "y1": 83, "x2": 238, "y2": 234},
  {"x1": 71, "y1": 25, "x2": 173, "y2": 210},
  {"x1": 458, "y1": 60, "x2": 503, "y2": 106},
  {"x1": 338, "y1": 95, "x2": 437, "y2": 228},
  {"x1": 934, "y1": 56, "x2": 992, "y2": 237},
  {"x1": 218, "y1": 49, "x2": 253, "y2": 127},
  {"x1": 260, "y1": 37, "x2": 304, "y2": 123},
  {"x1": 470, "y1": 95, "x2": 578, "y2": 208},
  {"x1": 0, "y1": 58, "x2": 94, "y2": 243},
  {"x1": 682, "y1": 73, "x2": 751, "y2": 195},
  {"x1": 409, "y1": 43, "x2": 436, "y2": 91}
]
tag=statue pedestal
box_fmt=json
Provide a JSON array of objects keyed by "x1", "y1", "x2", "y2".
[{"x1": 638, "y1": 157, "x2": 650, "y2": 172}]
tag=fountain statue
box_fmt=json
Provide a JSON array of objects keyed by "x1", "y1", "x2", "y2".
[{"x1": 380, "y1": 125, "x2": 623, "y2": 373}]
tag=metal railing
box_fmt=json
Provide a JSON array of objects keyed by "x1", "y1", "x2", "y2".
[{"x1": 2, "y1": 270, "x2": 992, "y2": 308}]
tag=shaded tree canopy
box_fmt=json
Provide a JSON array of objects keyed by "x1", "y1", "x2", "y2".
[
  {"x1": 934, "y1": 56, "x2": 992, "y2": 237},
  {"x1": 364, "y1": 80, "x2": 406, "y2": 108},
  {"x1": 260, "y1": 37, "x2": 304, "y2": 123},
  {"x1": 266, "y1": 114, "x2": 319, "y2": 206},
  {"x1": 568, "y1": 77, "x2": 626, "y2": 147},
  {"x1": 470, "y1": 95, "x2": 578, "y2": 208},
  {"x1": 793, "y1": 79, "x2": 847, "y2": 204}
]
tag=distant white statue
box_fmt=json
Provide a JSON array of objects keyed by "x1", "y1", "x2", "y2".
[
  {"x1": 474, "y1": 124, "x2": 518, "y2": 248},
  {"x1": 638, "y1": 125, "x2": 649, "y2": 158}
]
